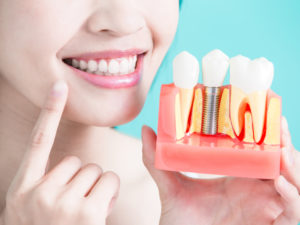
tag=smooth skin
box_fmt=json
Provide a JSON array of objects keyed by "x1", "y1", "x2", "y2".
[
  {"x1": 1, "y1": 81, "x2": 120, "y2": 225},
  {"x1": 142, "y1": 117, "x2": 300, "y2": 225}
]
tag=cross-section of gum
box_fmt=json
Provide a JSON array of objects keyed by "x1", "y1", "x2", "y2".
[{"x1": 155, "y1": 84, "x2": 282, "y2": 179}]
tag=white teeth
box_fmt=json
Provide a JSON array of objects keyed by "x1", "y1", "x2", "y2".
[
  {"x1": 72, "y1": 59, "x2": 79, "y2": 68},
  {"x1": 173, "y1": 51, "x2": 199, "y2": 89},
  {"x1": 108, "y1": 59, "x2": 120, "y2": 74},
  {"x1": 119, "y1": 58, "x2": 129, "y2": 74},
  {"x1": 230, "y1": 55, "x2": 274, "y2": 94},
  {"x1": 202, "y1": 49, "x2": 229, "y2": 87},
  {"x1": 88, "y1": 60, "x2": 98, "y2": 72},
  {"x1": 128, "y1": 57, "x2": 134, "y2": 73},
  {"x1": 99, "y1": 60, "x2": 108, "y2": 73},
  {"x1": 230, "y1": 55, "x2": 274, "y2": 142},
  {"x1": 79, "y1": 60, "x2": 87, "y2": 70},
  {"x1": 72, "y1": 55, "x2": 138, "y2": 75}
]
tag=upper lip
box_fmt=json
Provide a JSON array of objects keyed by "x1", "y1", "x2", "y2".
[{"x1": 63, "y1": 49, "x2": 147, "y2": 61}]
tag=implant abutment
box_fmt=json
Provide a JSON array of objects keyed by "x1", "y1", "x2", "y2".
[{"x1": 201, "y1": 87, "x2": 221, "y2": 135}]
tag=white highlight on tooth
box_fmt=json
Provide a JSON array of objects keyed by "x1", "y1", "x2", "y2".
[
  {"x1": 173, "y1": 51, "x2": 199, "y2": 88},
  {"x1": 99, "y1": 60, "x2": 108, "y2": 73},
  {"x1": 88, "y1": 60, "x2": 98, "y2": 72},
  {"x1": 120, "y1": 58, "x2": 129, "y2": 74},
  {"x1": 108, "y1": 59, "x2": 120, "y2": 74},
  {"x1": 79, "y1": 60, "x2": 87, "y2": 70},
  {"x1": 230, "y1": 55, "x2": 274, "y2": 93},
  {"x1": 202, "y1": 49, "x2": 229, "y2": 87},
  {"x1": 72, "y1": 59, "x2": 79, "y2": 68}
]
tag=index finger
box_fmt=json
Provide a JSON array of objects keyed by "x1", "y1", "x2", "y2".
[{"x1": 16, "y1": 80, "x2": 68, "y2": 188}]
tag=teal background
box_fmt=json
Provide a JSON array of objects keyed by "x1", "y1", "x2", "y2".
[{"x1": 116, "y1": 0, "x2": 300, "y2": 152}]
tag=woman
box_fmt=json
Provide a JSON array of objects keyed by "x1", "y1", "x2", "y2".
[{"x1": 0, "y1": 0, "x2": 299, "y2": 224}]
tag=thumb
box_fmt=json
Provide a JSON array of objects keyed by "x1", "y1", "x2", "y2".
[{"x1": 141, "y1": 125, "x2": 179, "y2": 197}]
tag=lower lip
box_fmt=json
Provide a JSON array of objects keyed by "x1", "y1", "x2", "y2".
[{"x1": 68, "y1": 55, "x2": 144, "y2": 89}]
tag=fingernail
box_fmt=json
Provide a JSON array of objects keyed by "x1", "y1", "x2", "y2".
[{"x1": 51, "y1": 80, "x2": 68, "y2": 96}]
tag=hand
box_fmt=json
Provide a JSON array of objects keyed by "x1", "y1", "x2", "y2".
[
  {"x1": 0, "y1": 81, "x2": 120, "y2": 225},
  {"x1": 142, "y1": 117, "x2": 300, "y2": 225}
]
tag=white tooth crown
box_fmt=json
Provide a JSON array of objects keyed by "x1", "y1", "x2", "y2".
[
  {"x1": 71, "y1": 55, "x2": 138, "y2": 76},
  {"x1": 202, "y1": 49, "x2": 229, "y2": 87},
  {"x1": 229, "y1": 54, "x2": 275, "y2": 143},
  {"x1": 173, "y1": 51, "x2": 200, "y2": 89},
  {"x1": 230, "y1": 55, "x2": 274, "y2": 94}
]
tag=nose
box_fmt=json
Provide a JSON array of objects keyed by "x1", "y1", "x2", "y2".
[{"x1": 87, "y1": 0, "x2": 146, "y2": 37}]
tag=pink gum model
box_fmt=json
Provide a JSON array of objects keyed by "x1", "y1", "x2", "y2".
[{"x1": 155, "y1": 83, "x2": 282, "y2": 179}]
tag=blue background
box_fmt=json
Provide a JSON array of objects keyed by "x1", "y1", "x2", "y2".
[{"x1": 116, "y1": 0, "x2": 300, "y2": 152}]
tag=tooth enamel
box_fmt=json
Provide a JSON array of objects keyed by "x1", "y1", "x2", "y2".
[
  {"x1": 128, "y1": 57, "x2": 134, "y2": 73},
  {"x1": 72, "y1": 59, "x2": 79, "y2": 68},
  {"x1": 99, "y1": 60, "x2": 108, "y2": 73},
  {"x1": 119, "y1": 58, "x2": 129, "y2": 74},
  {"x1": 79, "y1": 60, "x2": 87, "y2": 70},
  {"x1": 88, "y1": 60, "x2": 98, "y2": 72},
  {"x1": 202, "y1": 49, "x2": 229, "y2": 87},
  {"x1": 230, "y1": 55, "x2": 274, "y2": 142},
  {"x1": 108, "y1": 59, "x2": 120, "y2": 74}
]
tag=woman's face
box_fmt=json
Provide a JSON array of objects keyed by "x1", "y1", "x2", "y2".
[{"x1": 0, "y1": 0, "x2": 179, "y2": 126}]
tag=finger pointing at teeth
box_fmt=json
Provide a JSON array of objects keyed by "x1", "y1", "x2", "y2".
[{"x1": 13, "y1": 80, "x2": 68, "y2": 189}]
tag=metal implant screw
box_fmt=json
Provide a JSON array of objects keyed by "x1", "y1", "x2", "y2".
[{"x1": 202, "y1": 87, "x2": 221, "y2": 135}]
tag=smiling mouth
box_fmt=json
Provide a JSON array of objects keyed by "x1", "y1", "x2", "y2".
[
  {"x1": 63, "y1": 54, "x2": 141, "y2": 76},
  {"x1": 62, "y1": 51, "x2": 146, "y2": 89}
]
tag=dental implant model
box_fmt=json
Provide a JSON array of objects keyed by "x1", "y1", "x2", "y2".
[
  {"x1": 173, "y1": 51, "x2": 199, "y2": 139},
  {"x1": 201, "y1": 50, "x2": 229, "y2": 135},
  {"x1": 155, "y1": 50, "x2": 282, "y2": 179}
]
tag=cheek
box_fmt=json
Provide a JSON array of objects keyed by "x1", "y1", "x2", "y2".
[
  {"x1": 142, "y1": 0, "x2": 179, "y2": 46},
  {"x1": 139, "y1": 0, "x2": 179, "y2": 98},
  {"x1": 0, "y1": 0, "x2": 90, "y2": 107}
]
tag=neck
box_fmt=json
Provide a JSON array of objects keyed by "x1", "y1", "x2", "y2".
[{"x1": 0, "y1": 77, "x2": 145, "y2": 186}]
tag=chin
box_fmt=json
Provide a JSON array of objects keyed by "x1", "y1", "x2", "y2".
[{"x1": 61, "y1": 87, "x2": 145, "y2": 127}]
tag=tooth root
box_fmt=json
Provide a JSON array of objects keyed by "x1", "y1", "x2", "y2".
[
  {"x1": 264, "y1": 97, "x2": 281, "y2": 145},
  {"x1": 243, "y1": 111, "x2": 255, "y2": 143},
  {"x1": 248, "y1": 91, "x2": 267, "y2": 143},
  {"x1": 218, "y1": 88, "x2": 235, "y2": 138},
  {"x1": 230, "y1": 86, "x2": 247, "y2": 137},
  {"x1": 179, "y1": 88, "x2": 194, "y2": 133},
  {"x1": 189, "y1": 88, "x2": 203, "y2": 134},
  {"x1": 175, "y1": 93, "x2": 184, "y2": 140}
]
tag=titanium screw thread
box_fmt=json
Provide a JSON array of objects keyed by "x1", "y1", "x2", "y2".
[{"x1": 201, "y1": 87, "x2": 221, "y2": 135}]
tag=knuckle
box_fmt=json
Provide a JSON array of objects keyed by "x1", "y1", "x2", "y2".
[
  {"x1": 43, "y1": 100, "x2": 60, "y2": 114},
  {"x1": 30, "y1": 129, "x2": 50, "y2": 149},
  {"x1": 84, "y1": 163, "x2": 103, "y2": 174},
  {"x1": 62, "y1": 155, "x2": 82, "y2": 167},
  {"x1": 33, "y1": 186, "x2": 55, "y2": 209},
  {"x1": 103, "y1": 171, "x2": 120, "y2": 189}
]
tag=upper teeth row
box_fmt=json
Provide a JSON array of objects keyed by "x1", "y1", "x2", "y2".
[{"x1": 72, "y1": 55, "x2": 138, "y2": 75}]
